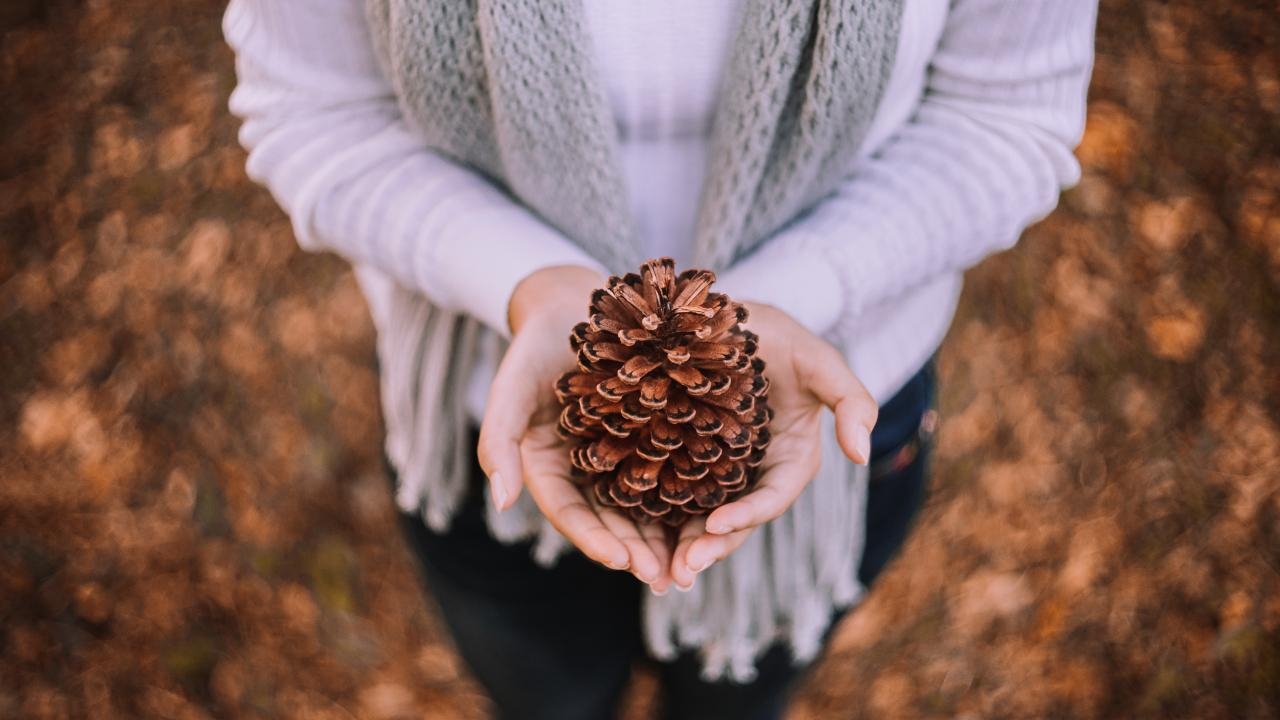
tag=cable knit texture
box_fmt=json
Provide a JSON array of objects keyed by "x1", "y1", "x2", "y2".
[
  {"x1": 366, "y1": 0, "x2": 640, "y2": 271},
  {"x1": 693, "y1": 0, "x2": 900, "y2": 268},
  {"x1": 224, "y1": 0, "x2": 1097, "y2": 682}
]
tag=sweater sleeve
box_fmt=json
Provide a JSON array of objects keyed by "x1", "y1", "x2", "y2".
[
  {"x1": 222, "y1": 0, "x2": 606, "y2": 338},
  {"x1": 716, "y1": 0, "x2": 1098, "y2": 338}
]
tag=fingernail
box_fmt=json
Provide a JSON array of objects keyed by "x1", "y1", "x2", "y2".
[
  {"x1": 636, "y1": 569, "x2": 658, "y2": 584},
  {"x1": 675, "y1": 581, "x2": 693, "y2": 593},
  {"x1": 854, "y1": 426, "x2": 872, "y2": 466},
  {"x1": 650, "y1": 585, "x2": 668, "y2": 597},
  {"x1": 706, "y1": 522, "x2": 731, "y2": 535},
  {"x1": 490, "y1": 473, "x2": 508, "y2": 510},
  {"x1": 605, "y1": 557, "x2": 629, "y2": 571}
]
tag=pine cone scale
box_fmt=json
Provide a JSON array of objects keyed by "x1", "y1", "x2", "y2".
[{"x1": 556, "y1": 258, "x2": 773, "y2": 526}]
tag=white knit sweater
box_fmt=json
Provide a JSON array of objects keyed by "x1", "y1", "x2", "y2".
[{"x1": 224, "y1": 0, "x2": 1096, "y2": 423}]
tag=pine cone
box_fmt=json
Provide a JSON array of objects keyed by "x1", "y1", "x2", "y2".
[{"x1": 554, "y1": 257, "x2": 773, "y2": 526}]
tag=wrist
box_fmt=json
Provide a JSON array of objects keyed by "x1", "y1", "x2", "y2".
[
  {"x1": 738, "y1": 300, "x2": 789, "y2": 334},
  {"x1": 715, "y1": 245, "x2": 844, "y2": 337},
  {"x1": 508, "y1": 265, "x2": 605, "y2": 335}
]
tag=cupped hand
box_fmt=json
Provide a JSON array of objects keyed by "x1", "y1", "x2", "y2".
[
  {"x1": 477, "y1": 265, "x2": 674, "y2": 594},
  {"x1": 669, "y1": 301, "x2": 878, "y2": 590}
]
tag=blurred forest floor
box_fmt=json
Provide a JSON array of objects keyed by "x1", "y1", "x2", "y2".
[{"x1": 2, "y1": 1, "x2": 1278, "y2": 718}]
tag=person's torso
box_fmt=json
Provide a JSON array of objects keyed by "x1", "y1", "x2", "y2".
[
  {"x1": 582, "y1": 1, "x2": 746, "y2": 266},
  {"x1": 580, "y1": 0, "x2": 948, "y2": 266}
]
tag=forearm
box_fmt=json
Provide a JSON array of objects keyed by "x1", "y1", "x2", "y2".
[
  {"x1": 223, "y1": 0, "x2": 605, "y2": 338},
  {"x1": 718, "y1": 0, "x2": 1098, "y2": 339}
]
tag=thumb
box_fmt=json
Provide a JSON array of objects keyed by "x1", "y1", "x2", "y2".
[
  {"x1": 476, "y1": 341, "x2": 537, "y2": 511},
  {"x1": 798, "y1": 341, "x2": 878, "y2": 465}
]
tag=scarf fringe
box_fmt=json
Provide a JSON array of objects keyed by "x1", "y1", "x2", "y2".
[{"x1": 384, "y1": 287, "x2": 480, "y2": 533}]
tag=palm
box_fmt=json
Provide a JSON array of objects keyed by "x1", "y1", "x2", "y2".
[
  {"x1": 518, "y1": 417, "x2": 573, "y2": 485},
  {"x1": 668, "y1": 302, "x2": 876, "y2": 588},
  {"x1": 756, "y1": 338, "x2": 827, "y2": 489},
  {"x1": 480, "y1": 299, "x2": 673, "y2": 590}
]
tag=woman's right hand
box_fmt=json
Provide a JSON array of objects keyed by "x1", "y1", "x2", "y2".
[{"x1": 477, "y1": 265, "x2": 673, "y2": 594}]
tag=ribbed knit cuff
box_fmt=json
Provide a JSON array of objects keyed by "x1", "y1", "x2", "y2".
[{"x1": 715, "y1": 235, "x2": 844, "y2": 338}]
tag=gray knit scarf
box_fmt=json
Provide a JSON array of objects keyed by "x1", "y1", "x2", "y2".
[{"x1": 364, "y1": 0, "x2": 902, "y2": 681}]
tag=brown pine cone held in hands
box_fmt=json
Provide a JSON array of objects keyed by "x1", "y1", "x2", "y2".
[{"x1": 554, "y1": 257, "x2": 773, "y2": 526}]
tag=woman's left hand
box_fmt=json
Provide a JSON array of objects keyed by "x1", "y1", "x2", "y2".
[{"x1": 669, "y1": 301, "x2": 878, "y2": 590}]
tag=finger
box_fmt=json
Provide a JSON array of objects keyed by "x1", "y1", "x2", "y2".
[
  {"x1": 476, "y1": 344, "x2": 537, "y2": 510},
  {"x1": 670, "y1": 518, "x2": 705, "y2": 590},
  {"x1": 704, "y1": 450, "x2": 819, "y2": 535},
  {"x1": 684, "y1": 527, "x2": 754, "y2": 575},
  {"x1": 599, "y1": 510, "x2": 662, "y2": 585},
  {"x1": 798, "y1": 342, "x2": 878, "y2": 465},
  {"x1": 523, "y1": 469, "x2": 630, "y2": 570},
  {"x1": 639, "y1": 521, "x2": 673, "y2": 594}
]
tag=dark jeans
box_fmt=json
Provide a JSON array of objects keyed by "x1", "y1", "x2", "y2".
[{"x1": 392, "y1": 361, "x2": 935, "y2": 720}]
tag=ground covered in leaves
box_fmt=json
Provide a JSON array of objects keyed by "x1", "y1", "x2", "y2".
[{"x1": 2, "y1": 1, "x2": 1278, "y2": 718}]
